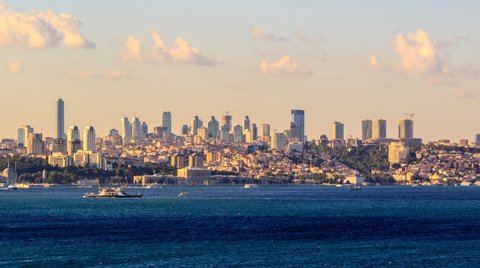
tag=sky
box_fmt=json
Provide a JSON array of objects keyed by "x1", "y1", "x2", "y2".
[{"x1": 1, "y1": 0, "x2": 480, "y2": 142}]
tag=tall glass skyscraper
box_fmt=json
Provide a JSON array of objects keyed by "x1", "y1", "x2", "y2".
[
  {"x1": 162, "y1": 111, "x2": 172, "y2": 134},
  {"x1": 291, "y1": 110, "x2": 305, "y2": 142},
  {"x1": 132, "y1": 117, "x2": 141, "y2": 137},
  {"x1": 17, "y1": 125, "x2": 33, "y2": 146},
  {"x1": 208, "y1": 116, "x2": 220, "y2": 138},
  {"x1": 56, "y1": 98, "x2": 65, "y2": 138},
  {"x1": 362, "y1": 119, "x2": 372, "y2": 141}
]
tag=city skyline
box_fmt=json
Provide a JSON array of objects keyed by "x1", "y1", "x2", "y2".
[{"x1": 2, "y1": 1, "x2": 480, "y2": 141}]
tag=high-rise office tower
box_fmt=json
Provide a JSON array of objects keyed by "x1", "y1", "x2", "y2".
[
  {"x1": 475, "y1": 134, "x2": 480, "y2": 144},
  {"x1": 332, "y1": 121, "x2": 344, "y2": 140},
  {"x1": 234, "y1": 125, "x2": 243, "y2": 143},
  {"x1": 191, "y1": 116, "x2": 203, "y2": 135},
  {"x1": 83, "y1": 126, "x2": 96, "y2": 152},
  {"x1": 291, "y1": 110, "x2": 305, "y2": 142},
  {"x1": 198, "y1": 127, "x2": 208, "y2": 140},
  {"x1": 56, "y1": 98, "x2": 65, "y2": 138},
  {"x1": 261, "y1": 124, "x2": 270, "y2": 137},
  {"x1": 362, "y1": 120, "x2": 372, "y2": 141},
  {"x1": 27, "y1": 133, "x2": 44, "y2": 155},
  {"x1": 271, "y1": 133, "x2": 287, "y2": 150},
  {"x1": 221, "y1": 125, "x2": 230, "y2": 143},
  {"x1": 181, "y1": 125, "x2": 189, "y2": 135},
  {"x1": 162, "y1": 111, "x2": 172, "y2": 134},
  {"x1": 290, "y1": 122, "x2": 301, "y2": 141},
  {"x1": 372, "y1": 119, "x2": 387, "y2": 139},
  {"x1": 398, "y1": 119, "x2": 414, "y2": 138},
  {"x1": 51, "y1": 138, "x2": 67, "y2": 155},
  {"x1": 242, "y1": 116, "x2": 250, "y2": 132},
  {"x1": 154, "y1": 126, "x2": 167, "y2": 138},
  {"x1": 17, "y1": 125, "x2": 33, "y2": 146},
  {"x1": 207, "y1": 116, "x2": 220, "y2": 138},
  {"x1": 244, "y1": 129, "x2": 253, "y2": 143},
  {"x1": 121, "y1": 117, "x2": 131, "y2": 138},
  {"x1": 132, "y1": 117, "x2": 141, "y2": 137},
  {"x1": 252, "y1": 124, "x2": 258, "y2": 141},
  {"x1": 141, "y1": 122, "x2": 148, "y2": 138},
  {"x1": 67, "y1": 125, "x2": 80, "y2": 142},
  {"x1": 222, "y1": 115, "x2": 232, "y2": 132}
]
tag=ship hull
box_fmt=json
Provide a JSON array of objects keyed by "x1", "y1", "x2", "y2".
[{"x1": 83, "y1": 195, "x2": 143, "y2": 198}]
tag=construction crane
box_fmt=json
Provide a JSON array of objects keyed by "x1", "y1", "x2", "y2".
[{"x1": 403, "y1": 113, "x2": 415, "y2": 120}]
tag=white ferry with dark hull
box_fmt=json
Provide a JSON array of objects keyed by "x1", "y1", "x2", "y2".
[{"x1": 83, "y1": 187, "x2": 142, "y2": 198}]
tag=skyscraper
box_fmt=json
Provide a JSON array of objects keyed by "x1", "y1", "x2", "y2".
[
  {"x1": 27, "y1": 133, "x2": 44, "y2": 155},
  {"x1": 56, "y1": 98, "x2": 65, "y2": 139},
  {"x1": 181, "y1": 125, "x2": 189, "y2": 135},
  {"x1": 251, "y1": 123, "x2": 258, "y2": 141},
  {"x1": 373, "y1": 119, "x2": 387, "y2": 139},
  {"x1": 234, "y1": 125, "x2": 243, "y2": 143},
  {"x1": 475, "y1": 134, "x2": 480, "y2": 144},
  {"x1": 261, "y1": 124, "x2": 270, "y2": 137},
  {"x1": 121, "y1": 117, "x2": 131, "y2": 138},
  {"x1": 190, "y1": 116, "x2": 203, "y2": 135},
  {"x1": 242, "y1": 116, "x2": 250, "y2": 132},
  {"x1": 362, "y1": 119, "x2": 372, "y2": 141},
  {"x1": 271, "y1": 133, "x2": 287, "y2": 150},
  {"x1": 17, "y1": 125, "x2": 33, "y2": 146},
  {"x1": 141, "y1": 122, "x2": 148, "y2": 138},
  {"x1": 162, "y1": 111, "x2": 172, "y2": 134},
  {"x1": 132, "y1": 117, "x2": 141, "y2": 137},
  {"x1": 291, "y1": 110, "x2": 305, "y2": 142},
  {"x1": 332, "y1": 121, "x2": 344, "y2": 140},
  {"x1": 83, "y1": 126, "x2": 96, "y2": 152},
  {"x1": 67, "y1": 125, "x2": 80, "y2": 142},
  {"x1": 221, "y1": 125, "x2": 230, "y2": 143},
  {"x1": 222, "y1": 115, "x2": 232, "y2": 132},
  {"x1": 290, "y1": 122, "x2": 301, "y2": 142},
  {"x1": 207, "y1": 116, "x2": 220, "y2": 138},
  {"x1": 398, "y1": 119, "x2": 414, "y2": 138}
]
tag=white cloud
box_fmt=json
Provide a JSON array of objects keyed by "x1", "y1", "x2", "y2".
[
  {"x1": 260, "y1": 56, "x2": 311, "y2": 76},
  {"x1": 249, "y1": 26, "x2": 286, "y2": 41},
  {"x1": 0, "y1": 3, "x2": 95, "y2": 49},
  {"x1": 296, "y1": 30, "x2": 324, "y2": 43},
  {"x1": 121, "y1": 30, "x2": 216, "y2": 65},
  {"x1": 451, "y1": 89, "x2": 474, "y2": 98},
  {"x1": 391, "y1": 30, "x2": 447, "y2": 76},
  {"x1": 78, "y1": 69, "x2": 133, "y2": 80},
  {"x1": 7, "y1": 61, "x2": 24, "y2": 73}
]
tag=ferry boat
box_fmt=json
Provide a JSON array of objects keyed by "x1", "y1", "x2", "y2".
[
  {"x1": 83, "y1": 187, "x2": 142, "y2": 198},
  {"x1": 336, "y1": 184, "x2": 343, "y2": 187},
  {"x1": 348, "y1": 184, "x2": 361, "y2": 190},
  {"x1": 244, "y1": 184, "x2": 259, "y2": 188},
  {"x1": 145, "y1": 183, "x2": 162, "y2": 188},
  {"x1": 7, "y1": 185, "x2": 17, "y2": 190},
  {"x1": 178, "y1": 192, "x2": 189, "y2": 197},
  {"x1": 15, "y1": 183, "x2": 30, "y2": 188}
]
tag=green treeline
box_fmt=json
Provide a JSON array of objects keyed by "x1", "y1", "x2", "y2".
[{"x1": 0, "y1": 155, "x2": 176, "y2": 184}]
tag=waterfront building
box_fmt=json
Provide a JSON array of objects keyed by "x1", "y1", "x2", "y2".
[
  {"x1": 177, "y1": 166, "x2": 211, "y2": 185},
  {"x1": 221, "y1": 125, "x2": 230, "y2": 143},
  {"x1": 27, "y1": 133, "x2": 44, "y2": 155},
  {"x1": 83, "y1": 126, "x2": 96, "y2": 153},
  {"x1": 17, "y1": 125, "x2": 33, "y2": 146},
  {"x1": 56, "y1": 98, "x2": 65, "y2": 138},
  {"x1": 0, "y1": 165, "x2": 17, "y2": 186},
  {"x1": 398, "y1": 119, "x2": 414, "y2": 139},
  {"x1": 222, "y1": 115, "x2": 233, "y2": 132},
  {"x1": 261, "y1": 124, "x2": 270, "y2": 137},
  {"x1": 132, "y1": 117, "x2": 141, "y2": 138},
  {"x1": 121, "y1": 117, "x2": 131, "y2": 138},
  {"x1": 271, "y1": 133, "x2": 287, "y2": 150},
  {"x1": 190, "y1": 116, "x2": 203, "y2": 135},
  {"x1": 242, "y1": 116, "x2": 250, "y2": 132},
  {"x1": 252, "y1": 124, "x2": 258, "y2": 141},
  {"x1": 332, "y1": 121, "x2": 344, "y2": 140},
  {"x1": 162, "y1": 111, "x2": 172, "y2": 134},
  {"x1": 388, "y1": 142, "x2": 409, "y2": 163},
  {"x1": 234, "y1": 125, "x2": 243, "y2": 143},
  {"x1": 362, "y1": 120, "x2": 372, "y2": 141},
  {"x1": 207, "y1": 116, "x2": 220, "y2": 138},
  {"x1": 291, "y1": 110, "x2": 305, "y2": 142},
  {"x1": 373, "y1": 119, "x2": 387, "y2": 139}
]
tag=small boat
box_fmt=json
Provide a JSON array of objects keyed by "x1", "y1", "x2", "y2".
[
  {"x1": 145, "y1": 183, "x2": 162, "y2": 188},
  {"x1": 15, "y1": 183, "x2": 30, "y2": 188},
  {"x1": 336, "y1": 184, "x2": 343, "y2": 187},
  {"x1": 7, "y1": 185, "x2": 17, "y2": 190},
  {"x1": 348, "y1": 184, "x2": 361, "y2": 190},
  {"x1": 411, "y1": 184, "x2": 419, "y2": 187},
  {"x1": 84, "y1": 187, "x2": 142, "y2": 198},
  {"x1": 178, "y1": 192, "x2": 189, "y2": 197},
  {"x1": 78, "y1": 185, "x2": 92, "y2": 188},
  {"x1": 43, "y1": 184, "x2": 51, "y2": 187},
  {"x1": 245, "y1": 184, "x2": 259, "y2": 188}
]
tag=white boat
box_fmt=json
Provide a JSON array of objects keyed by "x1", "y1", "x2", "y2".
[
  {"x1": 84, "y1": 187, "x2": 142, "y2": 198},
  {"x1": 145, "y1": 183, "x2": 162, "y2": 188},
  {"x1": 78, "y1": 185, "x2": 92, "y2": 188},
  {"x1": 245, "y1": 184, "x2": 259, "y2": 188},
  {"x1": 336, "y1": 184, "x2": 343, "y2": 187},
  {"x1": 348, "y1": 184, "x2": 361, "y2": 190},
  {"x1": 44, "y1": 184, "x2": 51, "y2": 187},
  {"x1": 7, "y1": 185, "x2": 17, "y2": 190},
  {"x1": 15, "y1": 183, "x2": 30, "y2": 188},
  {"x1": 178, "y1": 192, "x2": 189, "y2": 197}
]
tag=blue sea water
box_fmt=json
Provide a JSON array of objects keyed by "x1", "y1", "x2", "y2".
[{"x1": 1, "y1": 186, "x2": 480, "y2": 267}]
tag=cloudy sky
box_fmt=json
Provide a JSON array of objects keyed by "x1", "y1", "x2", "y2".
[{"x1": 2, "y1": 1, "x2": 480, "y2": 142}]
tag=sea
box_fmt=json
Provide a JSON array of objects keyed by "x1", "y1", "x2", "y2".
[{"x1": 1, "y1": 185, "x2": 480, "y2": 267}]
